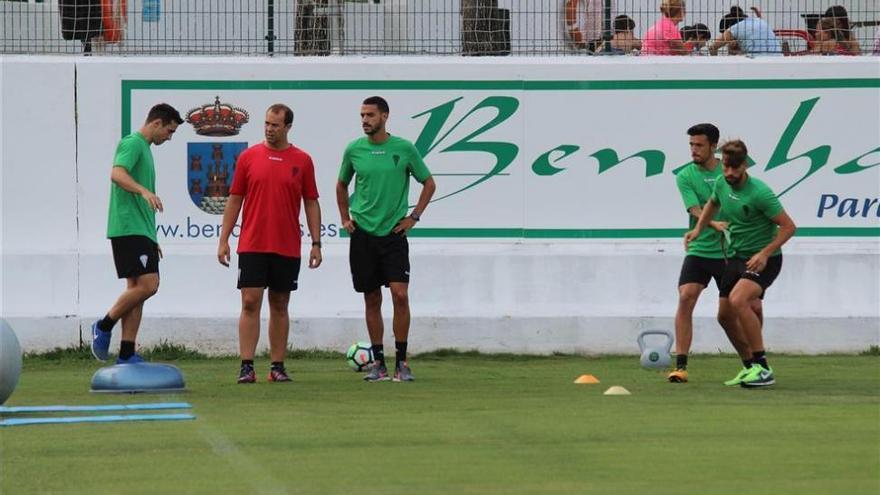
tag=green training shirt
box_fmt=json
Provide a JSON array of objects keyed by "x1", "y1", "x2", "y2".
[
  {"x1": 709, "y1": 175, "x2": 784, "y2": 258},
  {"x1": 676, "y1": 161, "x2": 725, "y2": 258},
  {"x1": 107, "y1": 132, "x2": 158, "y2": 242},
  {"x1": 338, "y1": 135, "x2": 432, "y2": 236}
]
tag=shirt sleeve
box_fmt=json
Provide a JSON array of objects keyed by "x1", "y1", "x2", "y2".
[
  {"x1": 406, "y1": 142, "x2": 432, "y2": 183},
  {"x1": 301, "y1": 154, "x2": 320, "y2": 200},
  {"x1": 338, "y1": 144, "x2": 354, "y2": 184},
  {"x1": 112, "y1": 137, "x2": 139, "y2": 172},
  {"x1": 758, "y1": 184, "x2": 784, "y2": 219},
  {"x1": 229, "y1": 149, "x2": 249, "y2": 196},
  {"x1": 709, "y1": 177, "x2": 721, "y2": 205},
  {"x1": 675, "y1": 170, "x2": 699, "y2": 211},
  {"x1": 729, "y1": 21, "x2": 744, "y2": 41}
]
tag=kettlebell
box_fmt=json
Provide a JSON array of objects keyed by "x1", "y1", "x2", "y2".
[{"x1": 637, "y1": 330, "x2": 673, "y2": 369}]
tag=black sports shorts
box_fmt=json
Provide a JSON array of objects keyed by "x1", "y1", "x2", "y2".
[
  {"x1": 719, "y1": 255, "x2": 783, "y2": 298},
  {"x1": 678, "y1": 255, "x2": 727, "y2": 289},
  {"x1": 349, "y1": 226, "x2": 410, "y2": 293},
  {"x1": 237, "y1": 252, "x2": 301, "y2": 292},
  {"x1": 110, "y1": 235, "x2": 160, "y2": 279}
]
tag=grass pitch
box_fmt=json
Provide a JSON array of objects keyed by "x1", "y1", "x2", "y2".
[{"x1": 1, "y1": 353, "x2": 878, "y2": 494}]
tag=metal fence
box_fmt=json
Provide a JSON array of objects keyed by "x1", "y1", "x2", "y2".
[{"x1": 2, "y1": 0, "x2": 878, "y2": 56}]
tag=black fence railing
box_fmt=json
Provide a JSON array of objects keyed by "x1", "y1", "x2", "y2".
[{"x1": 2, "y1": 1, "x2": 878, "y2": 56}]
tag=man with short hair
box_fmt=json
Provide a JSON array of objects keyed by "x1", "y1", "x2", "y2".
[
  {"x1": 218, "y1": 104, "x2": 323, "y2": 384},
  {"x1": 91, "y1": 103, "x2": 183, "y2": 364},
  {"x1": 670, "y1": 123, "x2": 752, "y2": 382},
  {"x1": 336, "y1": 96, "x2": 436, "y2": 382},
  {"x1": 685, "y1": 139, "x2": 796, "y2": 387}
]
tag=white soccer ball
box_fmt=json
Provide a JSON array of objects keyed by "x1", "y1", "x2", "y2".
[
  {"x1": 346, "y1": 342, "x2": 374, "y2": 372},
  {"x1": 0, "y1": 319, "x2": 23, "y2": 405}
]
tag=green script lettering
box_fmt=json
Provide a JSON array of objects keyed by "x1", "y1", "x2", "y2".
[
  {"x1": 591, "y1": 149, "x2": 665, "y2": 176},
  {"x1": 835, "y1": 147, "x2": 880, "y2": 174},
  {"x1": 412, "y1": 96, "x2": 519, "y2": 201},
  {"x1": 532, "y1": 145, "x2": 580, "y2": 175},
  {"x1": 764, "y1": 97, "x2": 831, "y2": 196}
]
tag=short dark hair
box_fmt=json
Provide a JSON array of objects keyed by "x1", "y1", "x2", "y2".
[
  {"x1": 691, "y1": 23, "x2": 711, "y2": 40},
  {"x1": 823, "y1": 5, "x2": 852, "y2": 40},
  {"x1": 613, "y1": 15, "x2": 635, "y2": 33},
  {"x1": 362, "y1": 96, "x2": 389, "y2": 114},
  {"x1": 687, "y1": 123, "x2": 720, "y2": 145},
  {"x1": 720, "y1": 140, "x2": 749, "y2": 167},
  {"x1": 719, "y1": 6, "x2": 746, "y2": 33},
  {"x1": 267, "y1": 104, "x2": 294, "y2": 126},
  {"x1": 146, "y1": 103, "x2": 183, "y2": 126}
]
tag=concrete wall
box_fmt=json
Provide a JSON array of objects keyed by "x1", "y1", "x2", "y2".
[{"x1": 1, "y1": 55, "x2": 878, "y2": 355}]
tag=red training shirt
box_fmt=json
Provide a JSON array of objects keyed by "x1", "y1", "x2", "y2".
[{"x1": 230, "y1": 142, "x2": 319, "y2": 258}]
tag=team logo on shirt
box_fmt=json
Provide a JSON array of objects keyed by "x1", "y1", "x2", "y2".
[
  {"x1": 187, "y1": 142, "x2": 248, "y2": 214},
  {"x1": 393, "y1": 154, "x2": 401, "y2": 167}
]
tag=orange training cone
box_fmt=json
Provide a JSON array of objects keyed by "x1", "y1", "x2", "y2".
[{"x1": 574, "y1": 374, "x2": 600, "y2": 384}]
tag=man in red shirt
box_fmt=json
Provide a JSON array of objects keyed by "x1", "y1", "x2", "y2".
[{"x1": 217, "y1": 104, "x2": 323, "y2": 384}]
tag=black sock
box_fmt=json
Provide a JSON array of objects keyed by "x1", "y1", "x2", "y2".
[
  {"x1": 753, "y1": 350, "x2": 769, "y2": 369},
  {"x1": 97, "y1": 314, "x2": 117, "y2": 333},
  {"x1": 119, "y1": 340, "x2": 135, "y2": 359},
  {"x1": 372, "y1": 344, "x2": 385, "y2": 367},
  {"x1": 271, "y1": 361, "x2": 284, "y2": 370},
  {"x1": 676, "y1": 354, "x2": 688, "y2": 370},
  {"x1": 241, "y1": 359, "x2": 254, "y2": 368},
  {"x1": 742, "y1": 358, "x2": 753, "y2": 369},
  {"x1": 395, "y1": 341, "x2": 408, "y2": 366}
]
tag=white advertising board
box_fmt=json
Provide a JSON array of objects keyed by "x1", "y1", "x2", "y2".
[{"x1": 81, "y1": 60, "x2": 879, "y2": 248}]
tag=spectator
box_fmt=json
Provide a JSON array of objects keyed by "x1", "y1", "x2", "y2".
[
  {"x1": 874, "y1": 30, "x2": 880, "y2": 55},
  {"x1": 811, "y1": 17, "x2": 855, "y2": 55},
  {"x1": 709, "y1": 6, "x2": 782, "y2": 56},
  {"x1": 823, "y1": 5, "x2": 861, "y2": 55},
  {"x1": 565, "y1": 0, "x2": 613, "y2": 53},
  {"x1": 642, "y1": 0, "x2": 687, "y2": 55},
  {"x1": 598, "y1": 14, "x2": 642, "y2": 54},
  {"x1": 717, "y1": 8, "x2": 743, "y2": 54},
  {"x1": 682, "y1": 23, "x2": 712, "y2": 54}
]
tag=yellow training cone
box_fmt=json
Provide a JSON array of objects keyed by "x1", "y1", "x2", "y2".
[
  {"x1": 574, "y1": 374, "x2": 600, "y2": 384},
  {"x1": 603, "y1": 386, "x2": 631, "y2": 396}
]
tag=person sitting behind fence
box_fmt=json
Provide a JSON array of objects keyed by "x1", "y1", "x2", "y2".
[
  {"x1": 874, "y1": 30, "x2": 880, "y2": 55},
  {"x1": 598, "y1": 15, "x2": 642, "y2": 54},
  {"x1": 715, "y1": 9, "x2": 742, "y2": 54},
  {"x1": 811, "y1": 17, "x2": 856, "y2": 55},
  {"x1": 681, "y1": 23, "x2": 711, "y2": 54},
  {"x1": 709, "y1": 6, "x2": 782, "y2": 56},
  {"x1": 643, "y1": 0, "x2": 688, "y2": 55},
  {"x1": 822, "y1": 5, "x2": 861, "y2": 55}
]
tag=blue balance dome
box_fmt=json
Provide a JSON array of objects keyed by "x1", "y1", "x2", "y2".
[{"x1": 91, "y1": 363, "x2": 186, "y2": 393}]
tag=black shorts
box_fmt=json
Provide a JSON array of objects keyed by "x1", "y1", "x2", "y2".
[
  {"x1": 237, "y1": 253, "x2": 301, "y2": 292},
  {"x1": 678, "y1": 255, "x2": 727, "y2": 289},
  {"x1": 719, "y1": 255, "x2": 783, "y2": 299},
  {"x1": 110, "y1": 235, "x2": 160, "y2": 279},
  {"x1": 349, "y1": 227, "x2": 410, "y2": 293}
]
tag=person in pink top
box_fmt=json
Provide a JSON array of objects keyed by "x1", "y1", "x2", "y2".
[{"x1": 642, "y1": 0, "x2": 687, "y2": 55}]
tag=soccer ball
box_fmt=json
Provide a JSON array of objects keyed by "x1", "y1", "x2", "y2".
[{"x1": 345, "y1": 342, "x2": 374, "y2": 372}]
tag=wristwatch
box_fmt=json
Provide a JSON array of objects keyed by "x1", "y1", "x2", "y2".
[
  {"x1": 409, "y1": 211, "x2": 421, "y2": 222},
  {"x1": 312, "y1": 241, "x2": 322, "y2": 248}
]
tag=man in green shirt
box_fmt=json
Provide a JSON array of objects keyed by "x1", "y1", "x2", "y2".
[
  {"x1": 669, "y1": 124, "x2": 752, "y2": 383},
  {"x1": 336, "y1": 96, "x2": 436, "y2": 382},
  {"x1": 685, "y1": 140, "x2": 796, "y2": 387},
  {"x1": 91, "y1": 103, "x2": 183, "y2": 364}
]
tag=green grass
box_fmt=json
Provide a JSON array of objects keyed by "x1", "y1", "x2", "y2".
[{"x1": 1, "y1": 354, "x2": 878, "y2": 495}]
